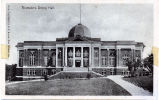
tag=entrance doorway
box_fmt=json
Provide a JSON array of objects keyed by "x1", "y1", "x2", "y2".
[{"x1": 75, "y1": 60, "x2": 81, "y2": 67}]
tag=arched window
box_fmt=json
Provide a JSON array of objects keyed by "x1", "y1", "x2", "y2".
[
  {"x1": 29, "y1": 51, "x2": 36, "y2": 66},
  {"x1": 68, "y1": 50, "x2": 73, "y2": 57}
]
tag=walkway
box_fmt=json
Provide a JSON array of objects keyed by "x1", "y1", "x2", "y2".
[
  {"x1": 107, "y1": 75, "x2": 152, "y2": 96},
  {"x1": 5, "y1": 79, "x2": 43, "y2": 86}
]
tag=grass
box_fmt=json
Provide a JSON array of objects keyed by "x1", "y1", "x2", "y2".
[
  {"x1": 123, "y1": 76, "x2": 153, "y2": 92},
  {"x1": 6, "y1": 78, "x2": 131, "y2": 95}
]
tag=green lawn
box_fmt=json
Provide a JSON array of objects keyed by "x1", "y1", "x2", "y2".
[
  {"x1": 123, "y1": 76, "x2": 153, "y2": 92},
  {"x1": 6, "y1": 78, "x2": 131, "y2": 95}
]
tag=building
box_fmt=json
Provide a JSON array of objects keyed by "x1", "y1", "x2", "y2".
[{"x1": 16, "y1": 23, "x2": 144, "y2": 80}]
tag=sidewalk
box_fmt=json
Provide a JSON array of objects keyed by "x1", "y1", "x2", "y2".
[
  {"x1": 5, "y1": 79, "x2": 43, "y2": 86},
  {"x1": 107, "y1": 75, "x2": 152, "y2": 96}
]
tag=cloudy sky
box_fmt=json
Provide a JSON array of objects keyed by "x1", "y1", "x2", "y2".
[{"x1": 7, "y1": 3, "x2": 153, "y2": 64}]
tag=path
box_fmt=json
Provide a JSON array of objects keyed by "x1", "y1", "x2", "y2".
[
  {"x1": 107, "y1": 75, "x2": 152, "y2": 96},
  {"x1": 5, "y1": 79, "x2": 43, "y2": 86}
]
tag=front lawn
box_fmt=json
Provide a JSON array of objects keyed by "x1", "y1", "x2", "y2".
[
  {"x1": 6, "y1": 78, "x2": 131, "y2": 95},
  {"x1": 123, "y1": 76, "x2": 153, "y2": 92}
]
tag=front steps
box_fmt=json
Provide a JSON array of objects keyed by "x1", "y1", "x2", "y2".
[
  {"x1": 49, "y1": 71, "x2": 103, "y2": 79},
  {"x1": 63, "y1": 67, "x2": 91, "y2": 72}
]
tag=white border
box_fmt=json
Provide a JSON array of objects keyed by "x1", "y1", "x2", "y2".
[{"x1": 0, "y1": 0, "x2": 158, "y2": 100}]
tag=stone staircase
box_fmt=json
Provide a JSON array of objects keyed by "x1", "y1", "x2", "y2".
[{"x1": 63, "y1": 67, "x2": 91, "y2": 72}]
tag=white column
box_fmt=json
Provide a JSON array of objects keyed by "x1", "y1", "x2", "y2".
[
  {"x1": 17, "y1": 49, "x2": 19, "y2": 67},
  {"x1": 73, "y1": 47, "x2": 75, "y2": 67},
  {"x1": 81, "y1": 47, "x2": 83, "y2": 67},
  {"x1": 116, "y1": 49, "x2": 118, "y2": 67},
  {"x1": 133, "y1": 49, "x2": 136, "y2": 60},
  {"x1": 99, "y1": 47, "x2": 101, "y2": 67},
  {"x1": 107, "y1": 49, "x2": 109, "y2": 67},
  {"x1": 131, "y1": 49, "x2": 133, "y2": 61},
  {"x1": 89, "y1": 47, "x2": 91, "y2": 67},
  {"x1": 119, "y1": 49, "x2": 121, "y2": 67},
  {"x1": 92, "y1": 47, "x2": 94, "y2": 67},
  {"x1": 65, "y1": 47, "x2": 67, "y2": 67},
  {"x1": 23, "y1": 49, "x2": 26, "y2": 66},
  {"x1": 140, "y1": 49, "x2": 143, "y2": 60},
  {"x1": 56, "y1": 47, "x2": 58, "y2": 67},
  {"x1": 63, "y1": 47, "x2": 64, "y2": 67}
]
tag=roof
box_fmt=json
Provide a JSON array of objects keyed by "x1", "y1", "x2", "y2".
[{"x1": 68, "y1": 23, "x2": 91, "y2": 38}]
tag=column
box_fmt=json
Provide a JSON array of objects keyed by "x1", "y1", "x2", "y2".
[
  {"x1": 39, "y1": 49, "x2": 42, "y2": 66},
  {"x1": 73, "y1": 47, "x2": 75, "y2": 67},
  {"x1": 107, "y1": 49, "x2": 109, "y2": 67},
  {"x1": 89, "y1": 47, "x2": 91, "y2": 67},
  {"x1": 41, "y1": 49, "x2": 44, "y2": 66},
  {"x1": 65, "y1": 47, "x2": 67, "y2": 67},
  {"x1": 118, "y1": 49, "x2": 121, "y2": 67},
  {"x1": 140, "y1": 49, "x2": 143, "y2": 60},
  {"x1": 131, "y1": 49, "x2": 133, "y2": 61},
  {"x1": 92, "y1": 47, "x2": 94, "y2": 67},
  {"x1": 63, "y1": 47, "x2": 64, "y2": 67},
  {"x1": 26, "y1": 49, "x2": 29, "y2": 66},
  {"x1": 99, "y1": 47, "x2": 101, "y2": 67},
  {"x1": 23, "y1": 49, "x2": 26, "y2": 66},
  {"x1": 116, "y1": 49, "x2": 118, "y2": 67},
  {"x1": 133, "y1": 49, "x2": 135, "y2": 60},
  {"x1": 38, "y1": 49, "x2": 40, "y2": 66},
  {"x1": 17, "y1": 49, "x2": 19, "y2": 67},
  {"x1": 81, "y1": 47, "x2": 83, "y2": 67},
  {"x1": 56, "y1": 47, "x2": 58, "y2": 67}
]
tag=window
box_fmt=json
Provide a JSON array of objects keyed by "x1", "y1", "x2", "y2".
[
  {"x1": 33, "y1": 70, "x2": 36, "y2": 76},
  {"x1": 94, "y1": 48, "x2": 99, "y2": 66},
  {"x1": 28, "y1": 50, "x2": 36, "y2": 66},
  {"x1": 101, "y1": 49, "x2": 107, "y2": 66},
  {"x1": 83, "y1": 50, "x2": 88, "y2": 57},
  {"x1": 84, "y1": 58, "x2": 89, "y2": 67},
  {"x1": 109, "y1": 57, "x2": 115, "y2": 66},
  {"x1": 76, "y1": 50, "x2": 81, "y2": 57},
  {"x1": 44, "y1": 56, "x2": 48, "y2": 66},
  {"x1": 68, "y1": 50, "x2": 73, "y2": 57},
  {"x1": 75, "y1": 47, "x2": 81, "y2": 57},
  {"x1": 51, "y1": 69, "x2": 56, "y2": 75},
  {"x1": 122, "y1": 70, "x2": 125, "y2": 75},
  {"x1": 43, "y1": 69, "x2": 48, "y2": 75},
  {"x1": 102, "y1": 70, "x2": 106, "y2": 75},
  {"x1": 27, "y1": 70, "x2": 31, "y2": 75},
  {"x1": 110, "y1": 69, "x2": 114, "y2": 75},
  {"x1": 102, "y1": 57, "x2": 107, "y2": 66}
]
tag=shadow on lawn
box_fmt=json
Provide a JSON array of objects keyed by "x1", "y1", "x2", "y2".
[{"x1": 123, "y1": 75, "x2": 153, "y2": 92}]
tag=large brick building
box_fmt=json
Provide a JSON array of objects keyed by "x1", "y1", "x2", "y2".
[{"x1": 16, "y1": 23, "x2": 144, "y2": 80}]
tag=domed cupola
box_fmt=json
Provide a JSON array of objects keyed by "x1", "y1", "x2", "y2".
[{"x1": 68, "y1": 23, "x2": 91, "y2": 38}]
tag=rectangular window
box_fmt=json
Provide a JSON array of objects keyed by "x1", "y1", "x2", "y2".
[
  {"x1": 101, "y1": 49, "x2": 107, "y2": 66},
  {"x1": 94, "y1": 47, "x2": 99, "y2": 67}
]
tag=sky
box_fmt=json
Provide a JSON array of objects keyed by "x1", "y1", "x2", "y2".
[{"x1": 7, "y1": 3, "x2": 153, "y2": 64}]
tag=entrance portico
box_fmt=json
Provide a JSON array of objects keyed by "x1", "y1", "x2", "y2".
[{"x1": 63, "y1": 45, "x2": 91, "y2": 68}]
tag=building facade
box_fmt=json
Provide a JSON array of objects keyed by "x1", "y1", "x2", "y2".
[{"x1": 16, "y1": 24, "x2": 144, "y2": 80}]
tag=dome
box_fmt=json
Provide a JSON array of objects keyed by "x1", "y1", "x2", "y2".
[{"x1": 68, "y1": 23, "x2": 91, "y2": 38}]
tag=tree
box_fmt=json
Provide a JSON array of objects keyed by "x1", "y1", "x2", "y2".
[
  {"x1": 126, "y1": 59, "x2": 135, "y2": 77},
  {"x1": 126, "y1": 58, "x2": 143, "y2": 77},
  {"x1": 144, "y1": 54, "x2": 153, "y2": 74}
]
